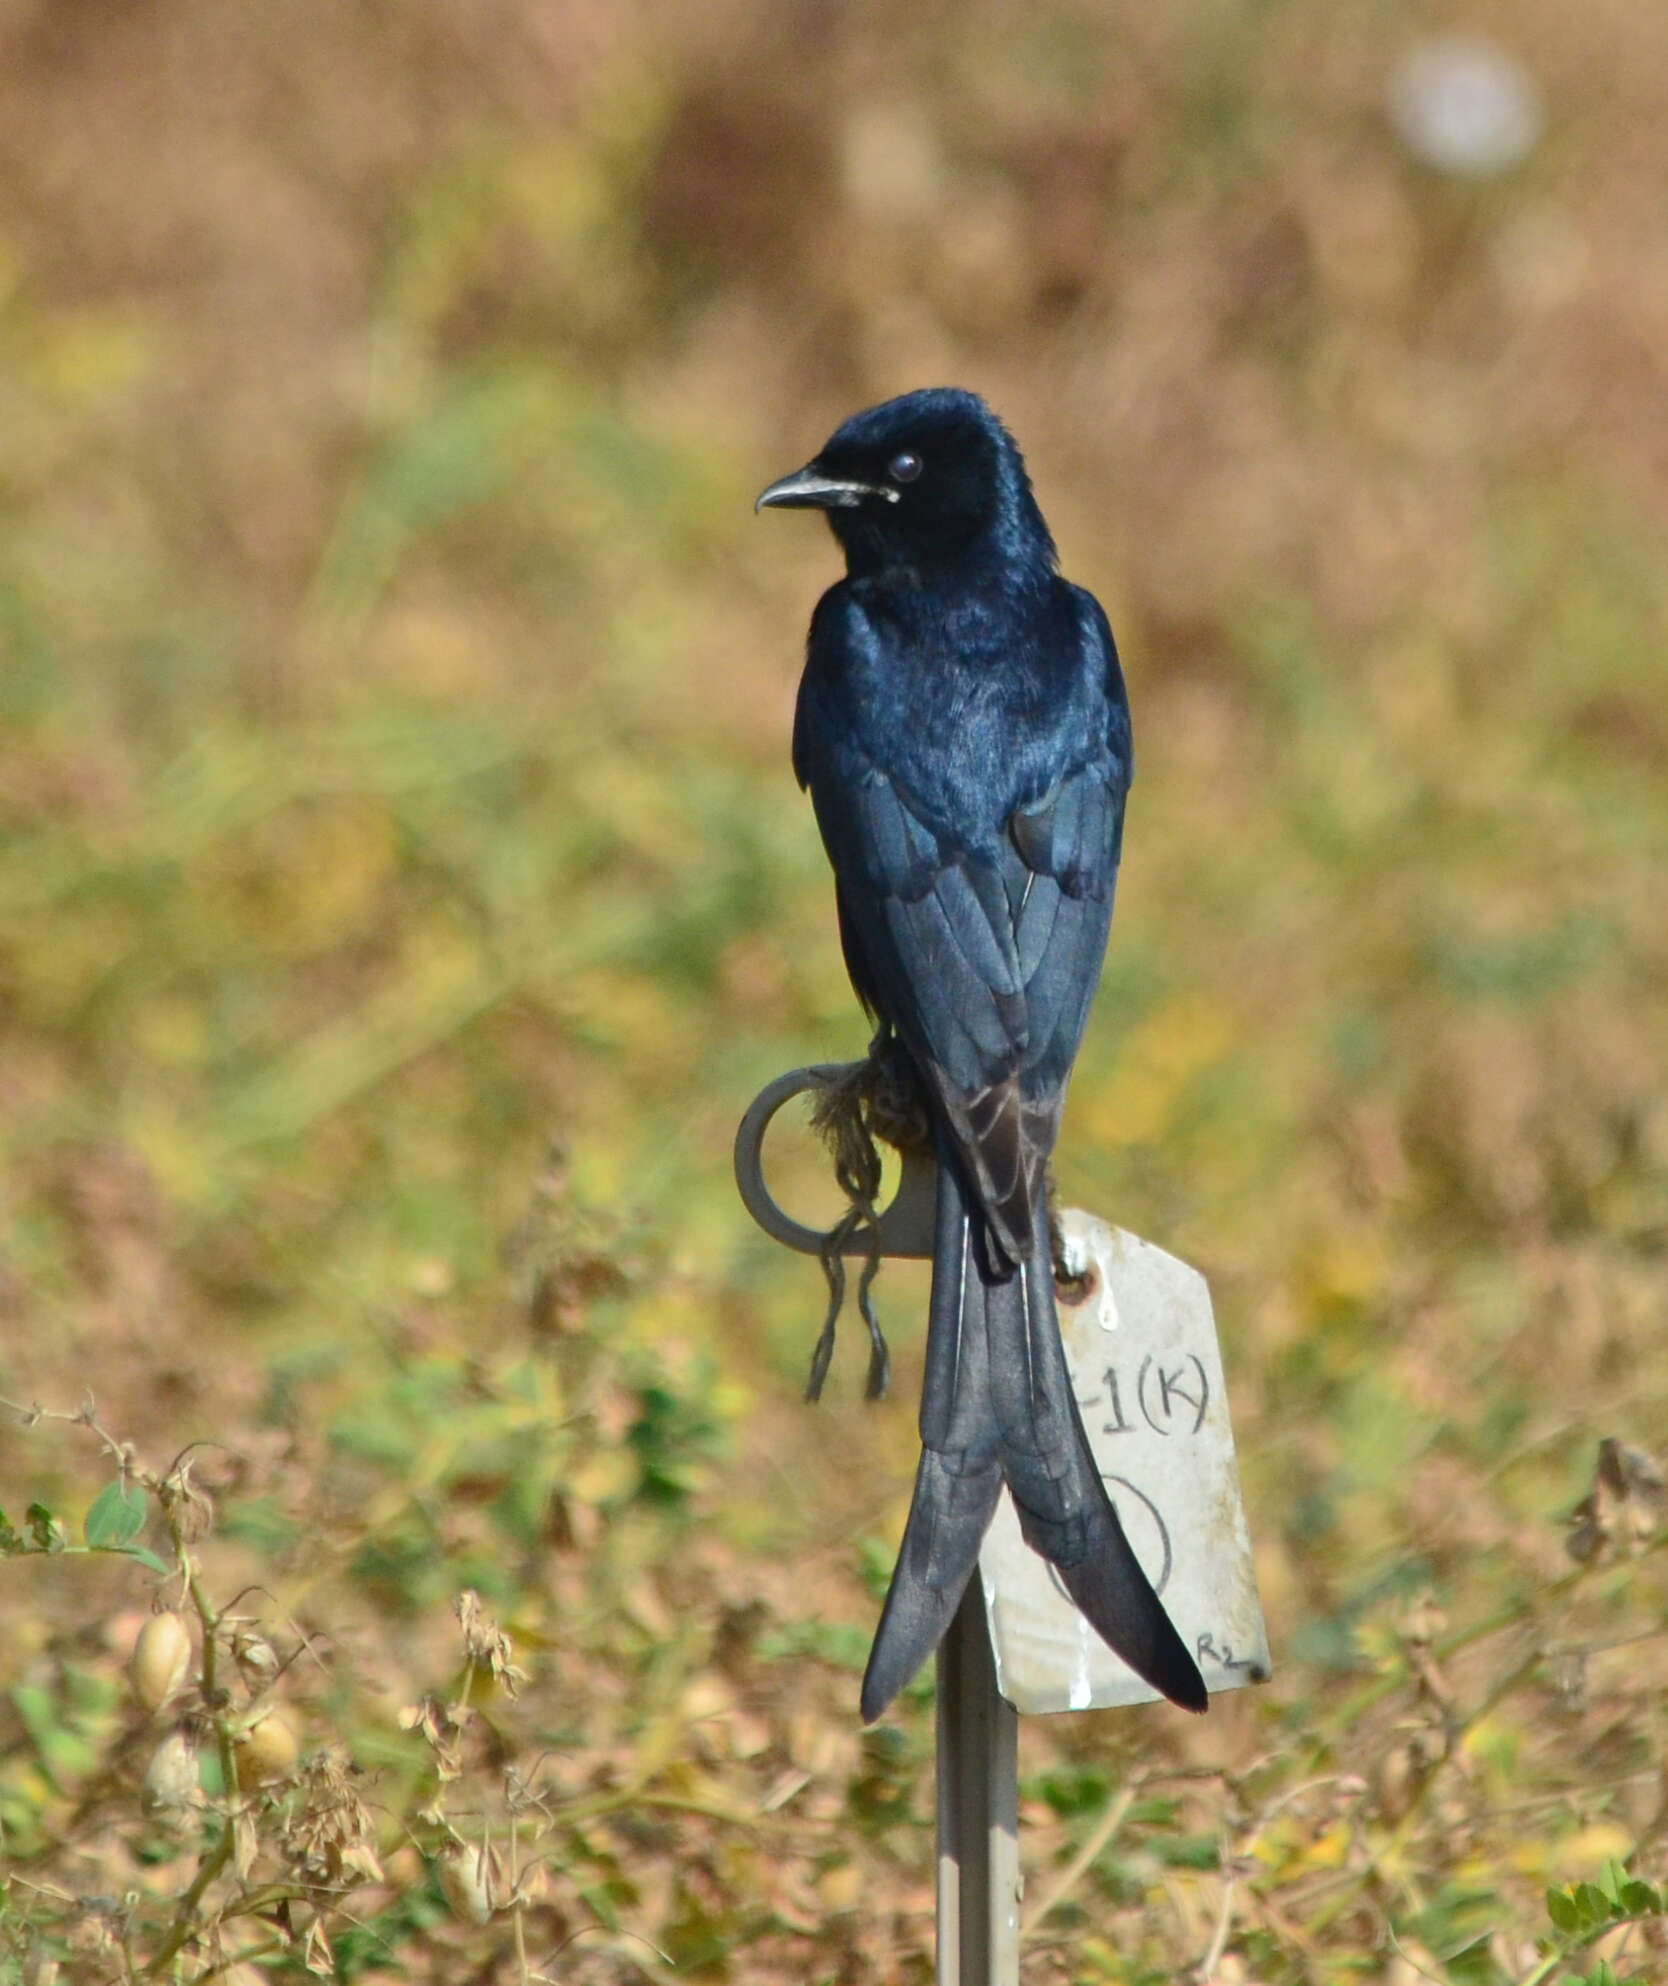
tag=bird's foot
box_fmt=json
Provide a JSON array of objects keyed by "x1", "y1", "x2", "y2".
[
  {"x1": 803, "y1": 1053, "x2": 909, "y2": 1402},
  {"x1": 809, "y1": 1202, "x2": 888, "y2": 1401}
]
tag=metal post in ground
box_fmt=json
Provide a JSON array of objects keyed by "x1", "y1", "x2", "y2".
[{"x1": 935, "y1": 1581, "x2": 1019, "y2": 1986}]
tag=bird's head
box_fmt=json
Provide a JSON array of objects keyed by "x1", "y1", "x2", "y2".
[{"x1": 756, "y1": 387, "x2": 1055, "y2": 580}]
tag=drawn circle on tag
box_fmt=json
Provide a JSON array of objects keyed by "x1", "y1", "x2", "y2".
[{"x1": 1101, "y1": 1474, "x2": 1173, "y2": 1595}]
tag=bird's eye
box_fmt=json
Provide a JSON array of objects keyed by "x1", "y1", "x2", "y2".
[{"x1": 888, "y1": 450, "x2": 924, "y2": 484}]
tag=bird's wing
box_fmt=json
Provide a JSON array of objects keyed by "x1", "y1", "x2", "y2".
[
  {"x1": 1005, "y1": 757, "x2": 1125, "y2": 1095},
  {"x1": 1003, "y1": 585, "x2": 1131, "y2": 1099},
  {"x1": 796, "y1": 691, "x2": 1125, "y2": 1266}
]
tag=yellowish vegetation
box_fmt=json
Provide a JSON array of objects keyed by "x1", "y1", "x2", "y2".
[{"x1": 1, "y1": 1, "x2": 1667, "y2": 1981}]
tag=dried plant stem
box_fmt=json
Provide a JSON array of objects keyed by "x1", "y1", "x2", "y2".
[
  {"x1": 143, "y1": 1557, "x2": 240, "y2": 1977},
  {"x1": 141, "y1": 1812, "x2": 237, "y2": 1977},
  {"x1": 508, "y1": 1820, "x2": 531, "y2": 1986},
  {"x1": 1022, "y1": 1781, "x2": 1137, "y2": 1935},
  {"x1": 189, "y1": 1937, "x2": 286, "y2": 1983},
  {"x1": 1194, "y1": 1875, "x2": 1238, "y2": 1983}
]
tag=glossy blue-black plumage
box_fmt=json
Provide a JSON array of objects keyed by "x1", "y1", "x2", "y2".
[{"x1": 761, "y1": 388, "x2": 1206, "y2": 1720}]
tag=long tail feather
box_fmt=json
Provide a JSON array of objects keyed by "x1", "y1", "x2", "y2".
[
  {"x1": 992, "y1": 1194, "x2": 1206, "y2": 1712},
  {"x1": 860, "y1": 1153, "x2": 1207, "y2": 1721},
  {"x1": 859, "y1": 1157, "x2": 1000, "y2": 1721}
]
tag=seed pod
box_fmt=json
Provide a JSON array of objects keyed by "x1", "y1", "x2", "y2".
[
  {"x1": 438, "y1": 1840, "x2": 494, "y2": 1924},
  {"x1": 130, "y1": 1612, "x2": 192, "y2": 1711},
  {"x1": 142, "y1": 1728, "x2": 199, "y2": 1815},
  {"x1": 233, "y1": 1712, "x2": 299, "y2": 1787},
  {"x1": 1373, "y1": 1743, "x2": 1419, "y2": 1823}
]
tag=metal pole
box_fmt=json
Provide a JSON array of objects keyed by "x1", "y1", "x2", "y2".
[
  {"x1": 936, "y1": 1581, "x2": 1020, "y2": 1986},
  {"x1": 731, "y1": 1068, "x2": 1022, "y2": 1983}
]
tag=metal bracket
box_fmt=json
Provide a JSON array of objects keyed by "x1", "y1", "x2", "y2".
[{"x1": 732, "y1": 1062, "x2": 937, "y2": 1259}]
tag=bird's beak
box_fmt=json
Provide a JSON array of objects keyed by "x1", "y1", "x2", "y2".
[{"x1": 754, "y1": 463, "x2": 896, "y2": 513}]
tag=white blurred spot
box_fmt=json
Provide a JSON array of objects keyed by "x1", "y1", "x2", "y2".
[
  {"x1": 1069, "y1": 1612, "x2": 1094, "y2": 1711},
  {"x1": 1388, "y1": 35, "x2": 1543, "y2": 179}
]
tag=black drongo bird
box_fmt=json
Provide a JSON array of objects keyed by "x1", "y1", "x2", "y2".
[{"x1": 757, "y1": 387, "x2": 1208, "y2": 1722}]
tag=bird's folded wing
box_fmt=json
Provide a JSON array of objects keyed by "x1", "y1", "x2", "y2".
[
  {"x1": 1005, "y1": 770, "x2": 1123, "y2": 1095},
  {"x1": 797, "y1": 708, "x2": 1121, "y2": 1258}
]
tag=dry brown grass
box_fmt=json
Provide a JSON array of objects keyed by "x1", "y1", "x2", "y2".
[{"x1": 1, "y1": 1, "x2": 1667, "y2": 1979}]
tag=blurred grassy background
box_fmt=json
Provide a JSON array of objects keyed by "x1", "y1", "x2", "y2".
[{"x1": 2, "y1": 0, "x2": 1668, "y2": 1980}]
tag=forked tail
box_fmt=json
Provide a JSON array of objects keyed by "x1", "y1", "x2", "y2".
[{"x1": 859, "y1": 1149, "x2": 1207, "y2": 1722}]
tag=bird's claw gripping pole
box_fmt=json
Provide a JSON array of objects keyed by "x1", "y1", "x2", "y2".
[{"x1": 735, "y1": 1065, "x2": 1021, "y2": 1986}]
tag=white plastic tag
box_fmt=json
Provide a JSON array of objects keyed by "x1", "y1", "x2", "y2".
[{"x1": 978, "y1": 1210, "x2": 1270, "y2": 1714}]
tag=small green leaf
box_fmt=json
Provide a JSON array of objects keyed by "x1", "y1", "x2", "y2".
[
  {"x1": 0, "y1": 1507, "x2": 21, "y2": 1554},
  {"x1": 123, "y1": 1544, "x2": 173, "y2": 1577},
  {"x1": 1574, "y1": 1883, "x2": 1612, "y2": 1925},
  {"x1": 1618, "y1": 1879, "x2": 1659, "y2": 1916},
  {"x1": 1547, "y1": 1887, "x2": 1580, "y2": 1933},
  {"x1": 26, "y1": 1503, "x2": 65, "y2": 1552},
  {"x1": 84, "y1": 1479, "x2": 147, "y2": 1550}
]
